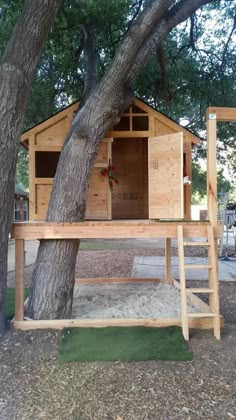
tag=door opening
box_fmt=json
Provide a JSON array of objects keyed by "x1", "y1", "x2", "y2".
[{"x1": 112, "y1": 137, "x2": 148, "y2": 219}]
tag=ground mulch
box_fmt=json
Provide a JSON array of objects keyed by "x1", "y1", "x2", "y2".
[
  {"x1": 2, "y1": 246, "x2": 236, "y2": 420},
  {"x1": 7, "y1": 245, "x2": 212, "y2": 288}
]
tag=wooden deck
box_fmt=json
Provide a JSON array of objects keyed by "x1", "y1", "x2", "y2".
[{"x1": 11, "y1": 220, "x2": 221, "y2": 240}]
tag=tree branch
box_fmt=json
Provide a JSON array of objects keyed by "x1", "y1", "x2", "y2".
[
  {"x1": 220, "y1": 12, "x2": 236, "y2": 75},
  {"x1": 156, "y1": 43, "x2": 173, "y2": 104},
  {"x1": 127, "y1": 0, "x2": 220, "y2": 83},
  {"x1": 80, "y1": 23, "x2": 100, "y2": 106}
]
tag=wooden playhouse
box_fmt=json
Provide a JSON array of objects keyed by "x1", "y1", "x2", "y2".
[
  {"x1": 21, "y1": 98, "x2": 199, "y2": 222},
  {"x1": 13, "y1": 105, "x2": 235, "y2": 340}
]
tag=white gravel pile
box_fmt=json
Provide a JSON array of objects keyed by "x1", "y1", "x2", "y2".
[{"x1": 72, "y1": 282, "x2": 198, "y2": 319}]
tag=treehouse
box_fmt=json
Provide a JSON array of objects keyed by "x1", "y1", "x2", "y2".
[
  {"x1": 21, "y1": 98, "x2": 199, "y2": 221},
  {"x1": 15, "y1": 106, "x2": 234, "y2": 340}
]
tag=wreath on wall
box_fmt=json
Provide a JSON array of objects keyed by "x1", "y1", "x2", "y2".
[{"x1": 101, "y1": 160, "x2": 120, "y2": 191}]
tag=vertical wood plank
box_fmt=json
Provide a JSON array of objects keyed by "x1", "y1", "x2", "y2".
[
  {"x1": 177, "y1": 226, "x2": 189, "y2": 340},
  {"x1": 165, "y1": 238, "x2": 171, "y2": 280},
  {"x1": 185, "y1": 141, "x2": 192, "y2": 220},
  {"x1": 15, "y1": 239, "x2": 25, "y2": 321},
  {"x1": 148, "y1": 133, "x2": 184, "y2": 219},
  {"x1": 107, "y1": 139, "x2": 112, "y2": 219},
  {"x1": 149, "y1": 115, "x2": 155, "y2": 137},
  {"x1": 207, "y1": 226, "x2": 220, "y2": 339},
  {"x1": 29, "y1": 135, "x2": 36, "y2": 220},
  {"x1": 207, "y1": 116, "x2": 217, "y2": 225}
]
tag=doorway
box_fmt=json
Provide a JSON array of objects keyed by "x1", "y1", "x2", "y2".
[{"x1": 112, "y1": 138, "x2": 148, "y2": 219}]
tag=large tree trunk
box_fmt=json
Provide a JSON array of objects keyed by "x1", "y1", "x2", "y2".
[
  {"x1": 27, "y1": 0, "x2": 218, "y2": 320},
  {"x1": 0, "y1": 0, "x2": 61, "y2": 334}
]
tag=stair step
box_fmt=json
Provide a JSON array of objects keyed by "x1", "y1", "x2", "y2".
[
  {"x1": 188, "y1": 312, "x2": 216, "y2": 318},
  {"x1": 184, "y1": 264, "x2": 212, "y2": 270},
  {"x1": 183, "y1": 241, "x2": 210, "y2": 247},
  {"x1": 186, "y1": 288, "x2": 214, "y2": 293}
]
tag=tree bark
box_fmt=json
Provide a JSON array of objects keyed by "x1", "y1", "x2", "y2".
[
  {"x1": 0, "y1": 0, "x2": 61, "y2": 334},
  {"x1": 27, "y1": 0, "x2": 220, "y2": 320},
  {"x1": 80, "y1": 23, "x2": 100, "y2": 106}
]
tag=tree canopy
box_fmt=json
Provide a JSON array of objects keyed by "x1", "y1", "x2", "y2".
[{"x1": 1, "y1": 0, "x2": 235, "y2": 188}]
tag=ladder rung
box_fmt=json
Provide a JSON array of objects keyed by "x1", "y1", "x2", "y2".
[
  {"x1": 188, "y1": 312, "x2": 216, "y2": 318},
  {"x1": 184, "y1": 264, "x2": 212, "y2": 269},
  {"x1": 186, "y1": 288, "x2": 214, "y2": 293},
  {"x1": 183, "y1": 242, "x2": 210, "y2": 247}
]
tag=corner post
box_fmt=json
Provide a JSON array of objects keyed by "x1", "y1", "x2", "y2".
[
  {"x1": 207, "y1": 111, "x2": 217, "y2": 225},
  {"x1": 15, "y1": 239, "x2": 25, "y2": 321},
  {"x1": 165, "y1": 238, "x2": 171, "y2": 282}
]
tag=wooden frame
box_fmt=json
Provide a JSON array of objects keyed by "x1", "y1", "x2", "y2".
[
  {"x1": 206, "y1": 106, "x2": 236, "y2": 270},
  {"x1": 11, "y1": 221, "x2": 223, "y2": 331},
  {"x1": 206, "y1": 106, "x2": 236, "y2": 226}
]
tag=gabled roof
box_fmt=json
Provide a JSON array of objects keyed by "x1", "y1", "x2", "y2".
[
  {"x1": 21, "y1": 97, "x2": 199, "y2": 147},
  {"x1": 134, "y1": 99, "x2": 199, "y2": 145}
]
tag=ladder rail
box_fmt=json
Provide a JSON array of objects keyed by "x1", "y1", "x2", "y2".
[
  {"x1": 207, "y1": 226, "x2": 221, "y2": 339},
  {"x1": 177, "y1": 226, "x2": 189, "y2": 341},
  {"x1": 177, "y1": 225, "x2": 221, "y2": 341}
]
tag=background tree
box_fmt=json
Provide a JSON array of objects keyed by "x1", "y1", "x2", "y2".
[
  {"x1": 0, "y1": 0, "x2": 62, "y2": 334},
  {"x1": 16, "y1": 145, "x2": 29, "y2": 189},
  {"x1": 192, "y1": 162, "x2": 232, "y2": 204}
]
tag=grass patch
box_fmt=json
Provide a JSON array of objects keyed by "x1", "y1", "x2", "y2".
[
  {"x1": 79, "y1": 241, "x2": 114, "y2": 250},
  {"x1": 5, "y1": 288, "x2": 30, "y2": 320},
  {"x1": 59, "y1": 326, "x2": 193, "y2": 362}
]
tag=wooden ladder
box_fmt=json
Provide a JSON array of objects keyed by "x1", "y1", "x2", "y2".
[{"x1": 177, "y1": 225, "x2": 220, "y2": 341}]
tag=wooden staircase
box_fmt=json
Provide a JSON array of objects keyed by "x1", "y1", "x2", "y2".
[{"x1": 177, "y1": 225, "x2": 220, "y2": 341}]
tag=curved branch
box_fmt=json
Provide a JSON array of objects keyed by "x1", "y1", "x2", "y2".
[
  {"x1": 127, "y1": 0, "x2": 219, "y2": 84},
  {"x1": 220, "y1": 12, "x2": 236, "y2": 75}
]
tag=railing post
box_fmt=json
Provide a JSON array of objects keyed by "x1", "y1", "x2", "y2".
[
  {"x1": 15, "y1": 239, "x2": 25, "y2": 321},
  {"x1": 165, "y1": 238, "x2": 171, "y2": 281}
]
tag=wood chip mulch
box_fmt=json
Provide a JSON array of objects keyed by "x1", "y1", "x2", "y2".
[{"x1": 2, "y1": 246, "x2": 236, "y2": 420}]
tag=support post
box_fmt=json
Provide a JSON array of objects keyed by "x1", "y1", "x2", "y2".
[
  {"x1": 15, "y1": 239, "x2": 25, "y2": 321},
  {"x1": 207, "y1": 112, "x2": 219, "y2": 261},
  {"x1": 165, "y1": 238, "x2": 171, "y2": 281},
  {"x1": 185, "y1": 141, "x2": 192, "y2": 220},
  {"x1": 207, "y1": 114, "x2": 217, "y2": 225}
]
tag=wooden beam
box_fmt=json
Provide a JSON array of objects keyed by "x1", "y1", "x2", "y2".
[
  {"x1": 207, "y1": 107, "x2": 236, "y2": 122},
  {"x1": 34, "y1": 145, "x2": 62, "y2": 152},
  {"x1": 11, "y1": 221, "x2": 221, "y2": 240},
  {"x1": 172, "y1": 279, "x2": 211, "y2": 313},
  {"x1": 28, "y1": 138, "x2": 36, "y2": 220},
  {"x1": 34, "y1": 178, "x2": 54, "y2": 185},
  {"x1": 12, "y1": 316, "x2": 224, "y2": 330},
  {"x1": 107, "y1": 130, "x2": 151, "y2": 138},
  {"x1": 177, "y1": 226, "x2": 189, "y2": 340},
  {"x1": 15, "y1": 239, "x2": 25, "y2": 322},
  {"x1": 185, "y1": 142, "x2": 192, "y2": 220},
  {"x1": 165, "y1": 238, "x2": 172, "y2": 280},
  {"x1": 107, "y1": 139, "x2": 112, "y2": 219},
  {"x1": 75, "y1": 277, "x2": 173, "y2": 285},
  {"x1": 207, "y1": 225, "x2": 221, "y2": 339},
  {"x1": 207, "y1": 115, "x2": 217, "y2": 226}
]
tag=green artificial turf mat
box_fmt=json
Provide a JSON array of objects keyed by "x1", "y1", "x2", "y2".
[
  {"x1": 5, "y1": 288, "x2": 30, "y2": 320},
  {"x1": 59, "y1": 326, "x2": 193, "y2": 362}
]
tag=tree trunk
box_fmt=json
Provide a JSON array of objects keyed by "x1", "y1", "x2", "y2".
[
  {"x1": 27, "y1": 0, "x2": 218, "y2": 320},
  {"x1": 0, "y1": 0, "x2": 61, "y2": 334}
]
